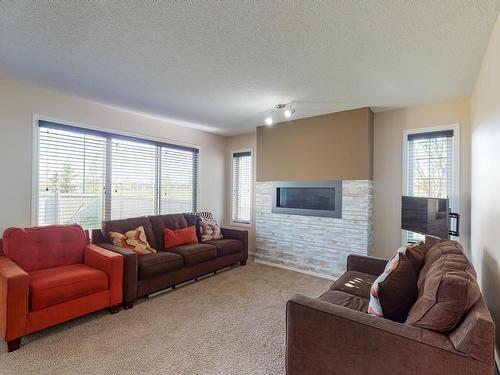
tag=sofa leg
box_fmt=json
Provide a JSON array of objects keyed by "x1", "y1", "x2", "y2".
[
  {"x1": 172, "y1": 285, "x2": 176, "y2": 289},
  {"x1": 109, "y1": 304, "x2": 120, "y2": 314},
  {"x1": 123, "y1": 300, "x2": 134, "y2": 310},
  {"x1": 7, "y1": 338, "x2": 21, "y2": 352},
  {"x1": 241, "y1": 259, "x2": 247, "y2": 266}
]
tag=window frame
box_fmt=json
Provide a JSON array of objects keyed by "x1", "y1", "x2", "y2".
[
  {"x1": 230, "y1": 148, "x2": 253, "y2": 227},
  {"x1": 401, "y1": 124, "x2": 460, "y2": 243},
  {"x1": 31, "y1": 115, "x2": 201, "y2": 227}
]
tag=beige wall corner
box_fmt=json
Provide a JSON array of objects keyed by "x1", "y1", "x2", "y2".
[
  {"x1": 373, "y1": 96, "x2": 471, "y2": 258},
  {"x1": 471, "y1": 14, "x2": 500, "y2": 357}
]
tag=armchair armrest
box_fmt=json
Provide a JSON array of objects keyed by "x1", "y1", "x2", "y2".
[
  {"x1": 92, "y1": 242, "x2": 138, "y2": 305},
  {"x1": 286, "y1": 294, "x2": 492, "y2": 375},
  {"x1": 346, "y1": 254, "x2": 387, "y2": 276},
  {"x1": 221, "y1": 227, "x2": 248, "y2": 260},
  {"x1": 84, "y1": 245, "x2": 123, "y2": 306},
  {"x1": 0, "y1": 256, "x2": 29, "y2": 342}
]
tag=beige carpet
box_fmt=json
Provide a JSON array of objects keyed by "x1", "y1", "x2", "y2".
[{"x1": 0, "y1": 259, "x2": 331, "y2": 375}]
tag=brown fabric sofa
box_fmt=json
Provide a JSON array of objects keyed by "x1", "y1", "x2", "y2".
[
  {"x1": 286, "y1": 245, "x2": 496, "y2": 375},
  {"x1": 92, "y1": 213, "x2": 248, "y2": 308}
]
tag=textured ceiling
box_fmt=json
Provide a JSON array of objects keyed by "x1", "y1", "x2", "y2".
[{"x1": 1, "y1": 2, "x2": 499, "y2": 135}]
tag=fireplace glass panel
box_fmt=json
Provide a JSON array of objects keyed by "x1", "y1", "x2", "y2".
[{"x1": 276, "y1": 187, "x2": 335, "y2": 211}]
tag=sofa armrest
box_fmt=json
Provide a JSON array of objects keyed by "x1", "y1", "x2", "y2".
[
  {"x1": 221, "y1": 227, "x2": 248, "y2": 260},
  {"x1": 84, "y1": 245, "x2": 123, "y2": 306},
  {"x1": 92, "y1": 242, "x2": 138, "y2": 304},
  {"x1": 286, "y1": 294, "x2": 493, "y2": 375},
  {"x1": 0, "y1": 256, "x2": 29, "y2": 342},
  {"x1": 346, "y1": 254, "x2": 387, "y2": 276}
]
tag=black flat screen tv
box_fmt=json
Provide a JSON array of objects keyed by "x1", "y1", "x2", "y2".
[{"x1": 401, "y1": 196, "x2": 449, "y2": 239}]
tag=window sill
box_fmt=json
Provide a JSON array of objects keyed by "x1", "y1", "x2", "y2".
[{"x1": 229, "y1": 221, "x2": 253, "y2": 228}]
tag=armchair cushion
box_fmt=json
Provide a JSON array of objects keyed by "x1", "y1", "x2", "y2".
[
  {"x1": 205, "y1": 239, "x2": 242, "y2": 257},
  {"x1": 2, "y1": 224, "x2": 86, "y2": 272},
  {"x1": 29, "y1": 264, "x2": 108, "y2": 311}
]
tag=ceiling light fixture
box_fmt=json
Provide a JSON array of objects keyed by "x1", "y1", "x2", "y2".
[
  {"x1": 284, "y1": 109, "x2": 292, "y2": 118},
  {"x1": 264, "y1": 103, "x2": 295, "y2": 125},
  {"x1": 265, "y1": 117, "x2": 273, "y2": 126}
]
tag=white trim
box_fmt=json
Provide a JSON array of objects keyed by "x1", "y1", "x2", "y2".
[
  {"x1": 401, "y1": 124, "x2": 461, "y2": 244},
  {"x1": 254, "y1": 258, "x2": 337, "y2": 280},
  {"x1": 230, "y1": 148, "x2": 254, "y2": 227},
  {"x1": 31, "y1": 113, "x2": 202, "y2": 225}
]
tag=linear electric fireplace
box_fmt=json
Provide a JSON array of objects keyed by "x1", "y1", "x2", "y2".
[{"x1": 271, "y1": 180, "x2": 342, "y2": 218}]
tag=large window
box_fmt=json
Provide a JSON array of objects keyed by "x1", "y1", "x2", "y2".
[
  {"x1": 231, "y1": 150, "x2": 252, "y2": 225},
  {"x1": 403, "y1": 126, "x2": 459, "y2": 242},
  {"x1": 36, "y1": 121, "x2": 199, "y2": 228}
]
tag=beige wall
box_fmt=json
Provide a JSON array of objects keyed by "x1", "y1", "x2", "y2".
[
  {"x1": 373, "y1": 97, "x2": 471, "y2": 258},
  {"x1": 470, "y1": 15, "x2": 500, "y2": 357},
  {"x1": 224, "y1": 132, "x2": 257, "y2": 252},
  {"x1": 0, "y1": 79, "x2": 227, "y2": 235},
  {"x1": 256, "y1": 108, "x2": 374, "y2": 182}
]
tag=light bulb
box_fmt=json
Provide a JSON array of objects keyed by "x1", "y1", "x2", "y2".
[
  {"x1": 265, "y1": 117, "x2": 273, "y2": 126},
  {"x1": 284, "y1": 109, "x2": 292, "y2": 118}
]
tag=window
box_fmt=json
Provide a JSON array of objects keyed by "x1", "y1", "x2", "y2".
[
  {"x1": 403, "y1": 126, "x2": 459, "y2": 242},
  {"x1": 36, "y1": 120, "x2": 199, "y2": 229},
  {"x1": 231, "y1": 150, "x2": 252, "y2": 225}
]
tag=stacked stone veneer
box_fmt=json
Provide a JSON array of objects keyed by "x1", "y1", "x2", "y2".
[{"x1": 255, "y1": 180, "x2": 373, "y2": 278}]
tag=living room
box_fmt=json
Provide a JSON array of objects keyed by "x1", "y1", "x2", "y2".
[{"x1": 1, "y1": 2, "x2": 499, "y2": 374}]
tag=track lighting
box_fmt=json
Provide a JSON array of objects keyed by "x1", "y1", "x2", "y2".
[
  {"x1": 284, "y1": 109, "x2": 292, "y2": 118},
  {"x1": 264, "y1": 103, "x2": 295, "y2": 125},
  {"x1": 265, "y1": 117, "x2": 273, "y2": 126}
]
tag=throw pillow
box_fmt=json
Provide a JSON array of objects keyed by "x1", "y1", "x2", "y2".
[
  {"x1": 396, "y1": 242, "x2": 429, "y2": 276},
  {"x1": 164, "y1": 226, "x2": 198, "y2": 248},
  {"x1": 190, "y1": 212, "x2": 223, "y2": 241},
  {"x1": 109, "y1": 226, "x2": 157, "y2": 255},
  {"x1": 406, "y1": 253, "x2": 480, "y2": 332},
  {"x1": 368, "y1": 252, "x2": 418, "y2": 322}
]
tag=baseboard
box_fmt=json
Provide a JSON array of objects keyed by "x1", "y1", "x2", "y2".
[{"x1": 253, "y1": 258, "x2": 336, "y2": 280}]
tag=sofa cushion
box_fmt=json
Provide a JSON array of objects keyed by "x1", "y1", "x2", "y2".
[
  {"x1": 205, "y1": 239, "x2": 242, "y2": 257},
  {"x1": 319, "y1": 290, "x2": 369, "y2": 313},
  {"x1": 197, "y1": 213, "x2": 223, "y2": 241},
  {"x1": 109, "y1": 226, "x2": 157, "y2": 255},
  {"x1": 418, "y1": 240, "x2": 464, "y2": 289},
  {"x1": 149, "y1": 214, "x2": 189, "y2": 251},
  {"x1": 406, "y1": 253, "x2": 481, "y2": 332},
  {"x1": 138, "y1": 252, "x2": 184, "y2": 279},
  {"x1": 167, "y1": 243, "x2": 217, "y2": 267},
  {"x1": 330, "y1": 270, "x2": 377, "y2": 299},
  {"x1": 3, "y1": 224, "x2": 86, "y2": 272},
  {"x1": 164, "y1": 226, "x2": 198, "y2": 249},
  {"x1": 29, "y1": 264, "x2": 108, "y2": 311},
  {"x1": 368, "y1": 252, "x2": 418, "y2": 322},
  {"x1": 102, "y1": 216, "x2": 157, "y2": 250}
]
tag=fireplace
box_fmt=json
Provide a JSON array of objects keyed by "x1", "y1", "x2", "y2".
[{"x1": 271, "y1": 180, "x2": 342, "y2": 218}]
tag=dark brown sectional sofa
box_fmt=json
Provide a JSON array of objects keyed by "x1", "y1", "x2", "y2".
[{"x1": 91, "y1": 213, "x2": 248, "y2": 308}]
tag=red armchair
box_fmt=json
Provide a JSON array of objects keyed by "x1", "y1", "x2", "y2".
[{"x1": 0, "y1": 224, "x2": 123, "y2": 352}]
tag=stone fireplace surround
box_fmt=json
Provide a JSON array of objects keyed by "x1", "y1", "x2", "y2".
[{"x1": 255, "y1": 180, "x2": 373, "y2": 278}]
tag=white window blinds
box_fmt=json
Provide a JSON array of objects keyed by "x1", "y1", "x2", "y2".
[
  {"x1": 406, "y1": 130, "x2": 454, "y2": 241},
  {"x1": 160, "y1": 147, "x2": 198, "y2": 214},
  {"x1": 37, "y1": 121, "x2": 199, "y2": 229},
  {"x1": 231, "y1": 151, "x2": 252, "y2": 224}
]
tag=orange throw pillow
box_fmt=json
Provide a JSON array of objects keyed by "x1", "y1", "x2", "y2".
[{"x1": 164, "y1": 226, "x2": 198, "y2": 248}]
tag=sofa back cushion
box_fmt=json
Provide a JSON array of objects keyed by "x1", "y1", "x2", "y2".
[
  {"x1": 149, "y1": 214, "x2": 189, "y2": 251},
  {"x1": 2, "y1": 224, "x2": 86, "y2": 272},
  {"x1": 417, "y1": 240, "x2": 464, "y2": 289},
  {"x1": 406, "y1": 253, "x2": 480, "y2": 332},
  {"x1": 102, "y1": 216, "x2": 157, "y2": 250}
]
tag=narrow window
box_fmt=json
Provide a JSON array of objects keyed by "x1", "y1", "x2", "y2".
[{"x1": 231, "y1": 150, "x2": 252, "y2": 225}]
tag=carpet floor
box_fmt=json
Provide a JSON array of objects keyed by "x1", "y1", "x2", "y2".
[{"x1": 0, "y1": 259, "x2": 331, "y2": 375}]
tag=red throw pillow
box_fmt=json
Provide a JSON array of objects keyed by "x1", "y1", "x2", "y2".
[{"x1": 164, "y1": 226, "x2": 198, "y2": 248}]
